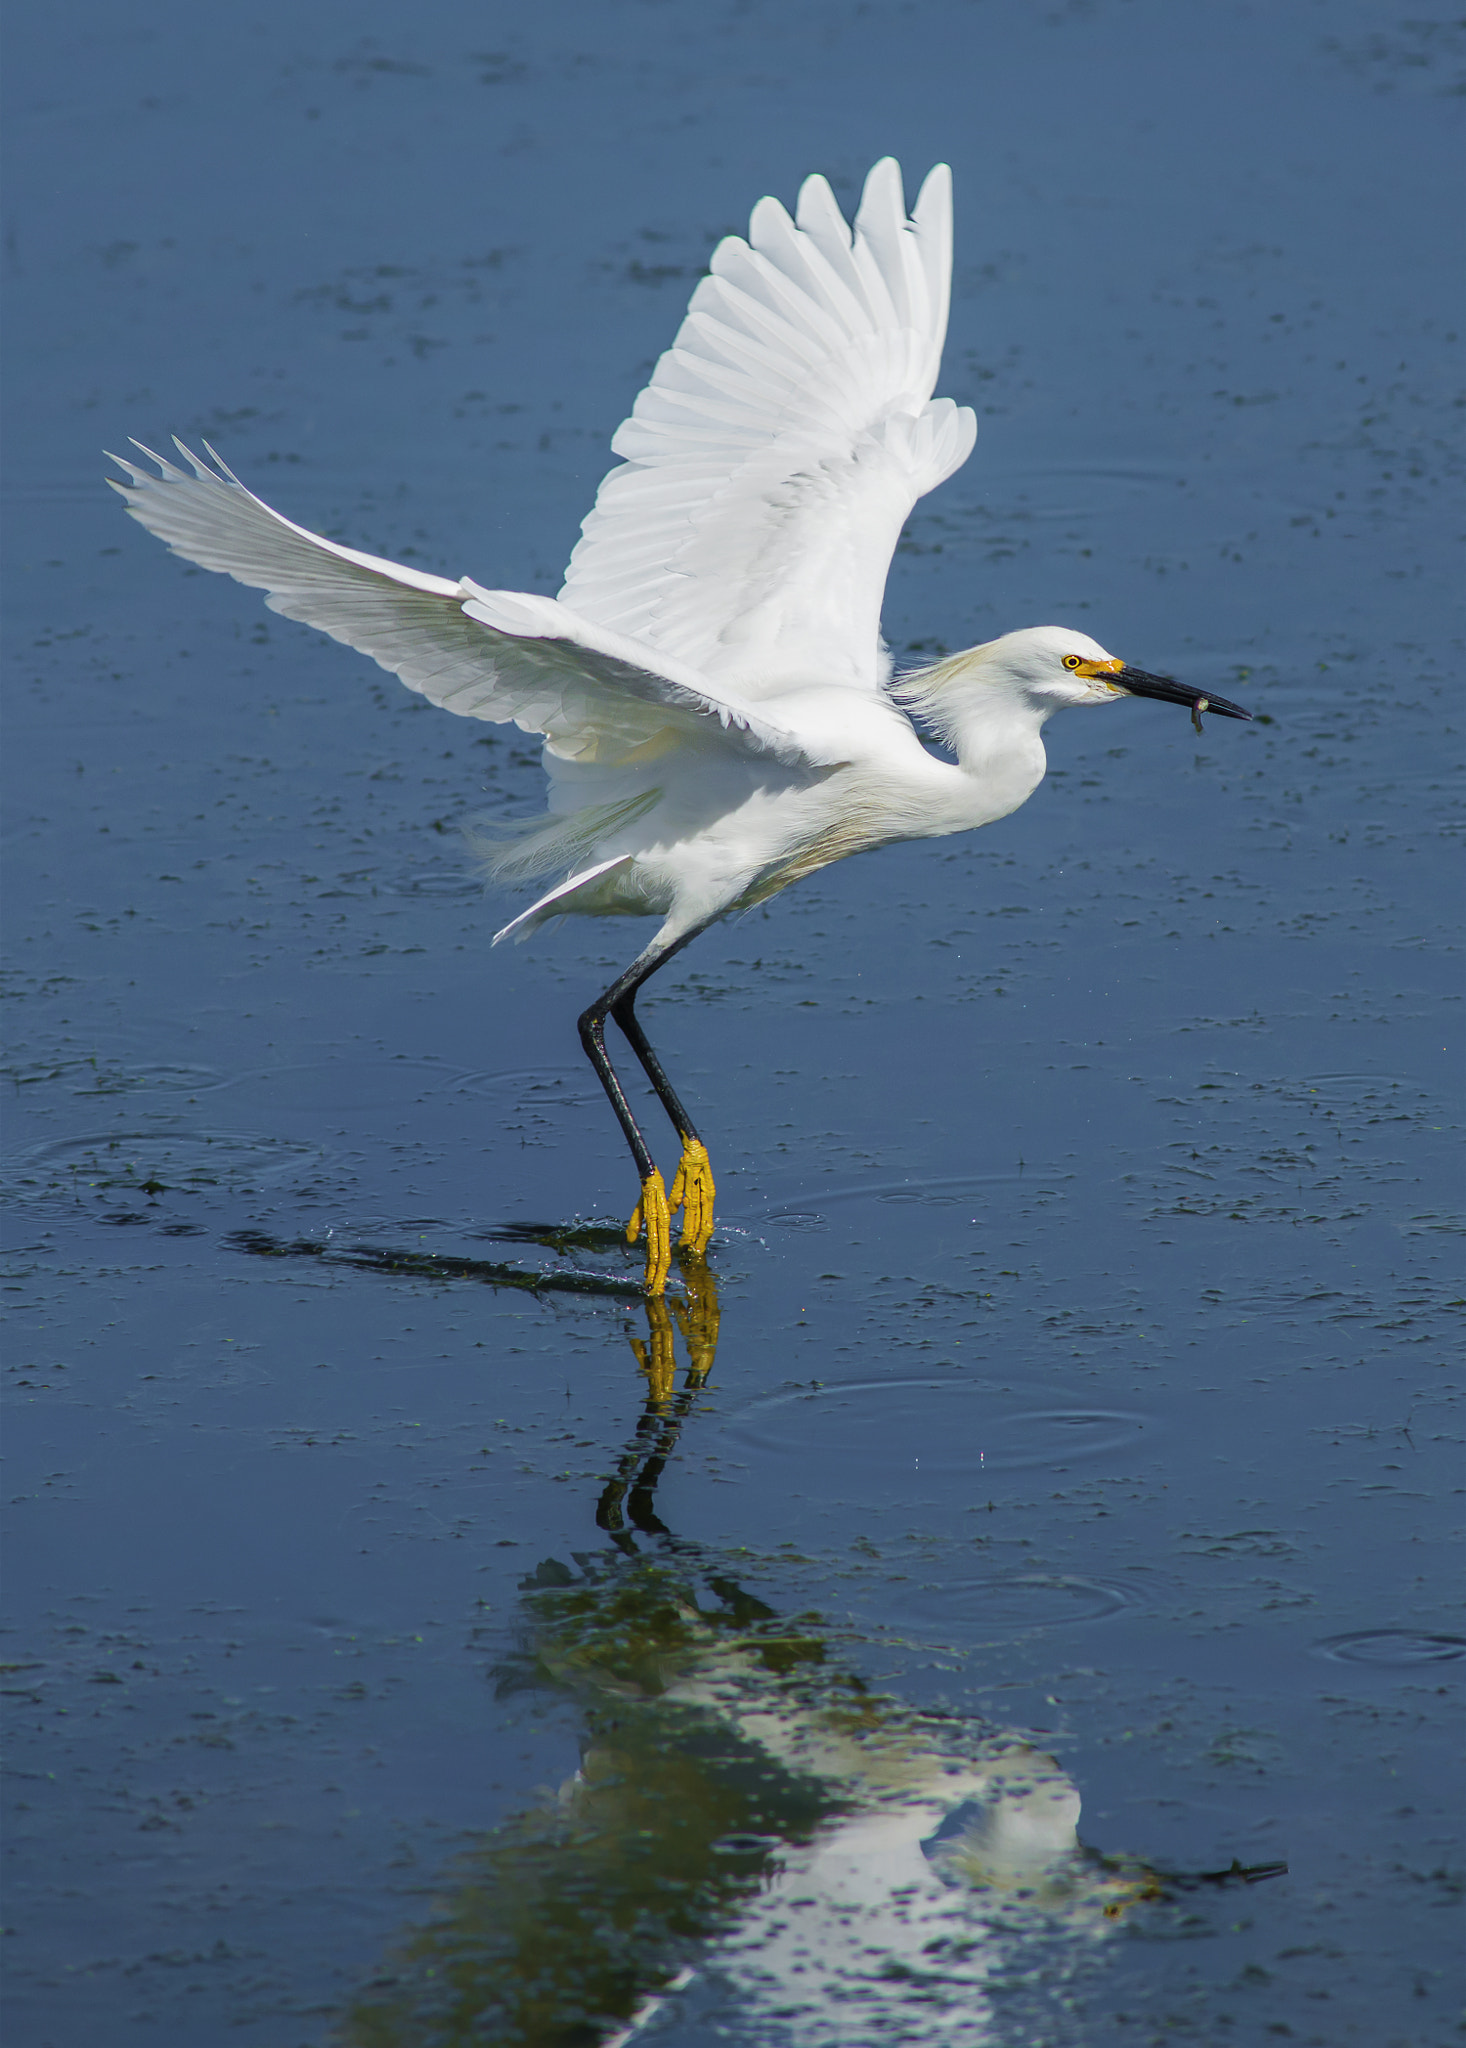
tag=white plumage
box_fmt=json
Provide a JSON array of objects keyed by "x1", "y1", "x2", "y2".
[
  {"x1": 562, "y1": 157, "x2": 971, "y2": 690},
  {"x1": 111, "y1": 161, "x2": 982, "y2": 945},
  {"x1": 111, "y1": 159, "x2": 1247, "y2": 1290}
]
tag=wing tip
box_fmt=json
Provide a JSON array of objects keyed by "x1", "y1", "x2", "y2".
[
  {"x1": 857, "y1": 156, "x2": 907, "y2": 226},
  {"x1": 913, "y1": 162, "x2": 953, "y2": 239}
]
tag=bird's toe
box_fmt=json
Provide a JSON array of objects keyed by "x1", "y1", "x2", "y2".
[
  {"x1": 669, "y1": 1139, "x2": 717, "y2": 1255},
  {"x1": 627, "y1": 1169, "x2": 673, "y2": 1294}
]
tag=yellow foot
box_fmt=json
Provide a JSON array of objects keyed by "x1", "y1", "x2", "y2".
[
  {"x1": 668, "y1": 1138, "x2": 716, "y2": 1254},
  {"x1": 626, "y1": 1169, "x2": 672, "y2": 1294},
  {"x1": 629, "y1": 1294, "x2": 677, "y2": 1406}
]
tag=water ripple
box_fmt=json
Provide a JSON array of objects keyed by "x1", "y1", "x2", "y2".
[
  {"x1": 902, "y1": 1571, "x2": 1139, "y2": 1635},
  {"x1": 1316, "y1": 1630, "x2": 1465, "y2": 1667},
  {"x1": 724, "y1": 1377, "x2": 1156, "y2": 1476}
]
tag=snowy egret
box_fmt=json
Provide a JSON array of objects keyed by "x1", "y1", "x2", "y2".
[{"x1": 110, "y1": 158, "x2": 1250, "y2": 1293}]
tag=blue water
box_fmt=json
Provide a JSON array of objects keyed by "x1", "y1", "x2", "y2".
[{"x1": 4, "y1": 3, "x2": 1461, "y2": 2042}]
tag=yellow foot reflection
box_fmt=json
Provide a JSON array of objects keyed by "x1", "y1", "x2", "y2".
[
  {"x1": 625, "y1": 1169, "x2": 672, "y2": 1294},
  {"x1": 1102, "y1": 1870, "x2": 1167, "y2": 1920},
  {"x1": 671, "y1": 1255, "x2": 720, "y2": 1385},
  {"x1": 669, "y1": 1138, "x2": 716, "y2": 1253},
  {"x1": 629, "y1": 1294, "x2": 677, "y2": 1406}
]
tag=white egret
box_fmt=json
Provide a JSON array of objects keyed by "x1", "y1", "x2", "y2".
[{"x1": 110, "y1": 159, "x2": 1250, "y2": 1293}]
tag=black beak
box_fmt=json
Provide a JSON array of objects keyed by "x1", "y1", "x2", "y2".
[{"x1": 1115, "y1": 666, "x2": 1252, "y2": 734}]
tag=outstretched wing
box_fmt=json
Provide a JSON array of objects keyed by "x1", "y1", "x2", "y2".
[
  {"x1": 108, "y1": 441, "x2": 821, "y2": 770},
  {"x1": 559, "y1": 158, "x2": 976, "y2": 698}
]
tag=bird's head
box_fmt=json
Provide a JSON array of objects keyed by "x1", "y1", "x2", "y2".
[
  {"x1": 981, "y1": 626, "x2": 1252, "y2": 729},
  {"x1": 897, "y1": 628, "x2": 1253, "y2": 760}
]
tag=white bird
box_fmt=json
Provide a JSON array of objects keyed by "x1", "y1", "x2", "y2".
[{"x1": 110, "y1": 159, "x2": 1250, "y2": 1293}]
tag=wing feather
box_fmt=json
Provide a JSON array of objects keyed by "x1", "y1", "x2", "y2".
[
  {"x1": 560, "y1": 159, "x2": 976, "y2": 695},
  {"x1": 108, "y1": 442, "x2": 817, "y2": 771}
]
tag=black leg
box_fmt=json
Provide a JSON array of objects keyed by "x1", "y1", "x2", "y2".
[
  {"x1": 577, "y1": 929, "x2": 713, "y2": 1291},
  {"x1": 578, "y1": 1000, "x2": 657, "y2": 1185},
  {"x1": 610, "y1": 929, "x2": 718, "y2": 1256},
  {"x1": 610, "y1": 989, "x2": 703, "y2": 1149}
]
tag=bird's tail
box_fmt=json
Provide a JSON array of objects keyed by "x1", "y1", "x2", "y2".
[{"x1": 465, "y1": 787, "x2": 663, "y2": 887}]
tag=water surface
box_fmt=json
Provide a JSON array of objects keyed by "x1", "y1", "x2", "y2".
[{"x1": 3, "y1": 2, "x2": 1461, "y2": 2042}]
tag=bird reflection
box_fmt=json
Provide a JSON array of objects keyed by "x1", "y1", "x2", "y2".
[{"x1": 343, "y1": 1270, "x2": 1281, "y2": 2048}]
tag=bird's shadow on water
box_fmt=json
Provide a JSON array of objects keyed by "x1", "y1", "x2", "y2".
[
  {"x1": 334, "y1": 1267, "x2": 1284, "y2": 2048},
  {"x1": 224, "y1": 1218, "x2": 650, "y2": 1299}
]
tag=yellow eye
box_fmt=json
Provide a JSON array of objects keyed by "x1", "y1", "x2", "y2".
[{"x1": 1061, "y1": 654, "x2": 1082, "y2": 670}]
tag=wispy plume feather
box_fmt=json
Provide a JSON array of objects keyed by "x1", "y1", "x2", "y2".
[{"x1": 466, "y1": 787, "x2": 664, "y2": 886}]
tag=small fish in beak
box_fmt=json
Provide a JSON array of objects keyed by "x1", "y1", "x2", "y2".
[{"x1": 1113, "y1": 666, "x2": 1252, "y2": 732}]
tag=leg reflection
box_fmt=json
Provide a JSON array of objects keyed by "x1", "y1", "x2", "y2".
[
  {"x1": 628, "y1": 1293, "x2": 678, "y2": 1409},
  {"x1": 598, "y1": 1259, "x2": 721, "y2": 1549},
  {"x1": 671, "y1": 1253, "x2": 719, "y2": 1385}
]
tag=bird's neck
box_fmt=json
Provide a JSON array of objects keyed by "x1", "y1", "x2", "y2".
[
  {"x1": 944, "y1": 694, "x2": 1049, "y2": 829},
  {"x1": 899, "y1": 646, "x2": 1050, "y2": 829}
]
